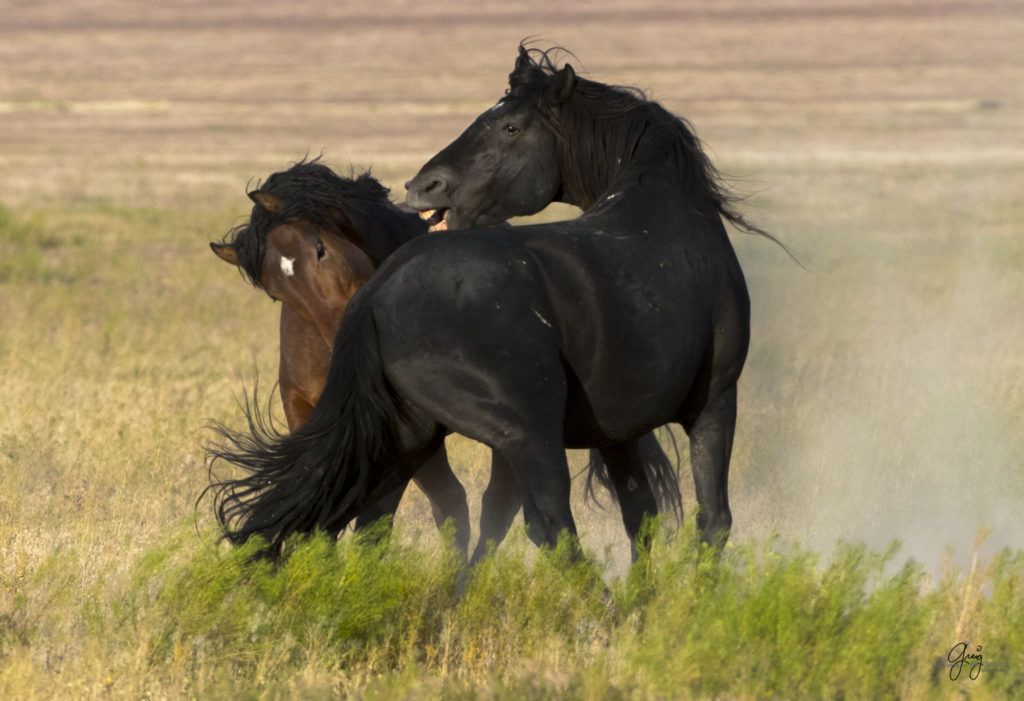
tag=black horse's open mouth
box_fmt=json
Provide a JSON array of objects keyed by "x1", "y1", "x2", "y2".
[{"x1": 418, "y1": 208, "x2": 449, "y2": 232}]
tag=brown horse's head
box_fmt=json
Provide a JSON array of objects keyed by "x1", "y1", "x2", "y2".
[
  {"x1": 213, "y1": 190, "x2": 375, "y2": 349},
  {"x1": 211, "y1": 160, "x2": 427, "y2": 348}
]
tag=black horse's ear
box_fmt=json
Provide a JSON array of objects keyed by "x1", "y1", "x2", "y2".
[
  {"x1": 210, "y1": 241, "x2": 240, "y2": 266},
  {"x1": 516, "y1": 44, "x2": 532, "y2": 69},
  {"x1": 510, "y1": 45, "x2": 532, "y2": 86},
  {"x1": 551, "y1": 63, "x2": 576, "y2": 104},
  {"x1": 249, "y1": 190, "x2": 283, "y2": 214}
]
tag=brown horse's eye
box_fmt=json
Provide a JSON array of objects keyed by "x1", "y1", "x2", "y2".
[
  {"x1": 316, "y1": 240, "x2": 326, "y2": 260},
  {"x1": 503, "y1": 123, "x2": 520, "y2": 136}
]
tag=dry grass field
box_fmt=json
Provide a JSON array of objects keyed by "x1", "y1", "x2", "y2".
[{"x1": 1, "y1": 0, "x2": 1022, "y2": 697}]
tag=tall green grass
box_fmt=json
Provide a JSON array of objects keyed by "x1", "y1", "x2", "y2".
[{"x1": 4, "y1": 518, "x2": 1022, "y2": 698}]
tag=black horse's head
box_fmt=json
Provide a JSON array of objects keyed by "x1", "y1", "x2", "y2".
[
  {"x1": 407, "y1": 44, "x2": 788, "y2": 255},
  {"x1": 405, "y1": 46, "x2": 578, "y2": 230}
]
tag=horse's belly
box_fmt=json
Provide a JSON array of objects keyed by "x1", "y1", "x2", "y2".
[{"x1": 559, "y1": 340, "x2": 704, "y2": 447}]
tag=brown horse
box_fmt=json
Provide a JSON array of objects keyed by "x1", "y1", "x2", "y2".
[{"x1": 210, "y1": 161, "x2": 475, "y2": 554}]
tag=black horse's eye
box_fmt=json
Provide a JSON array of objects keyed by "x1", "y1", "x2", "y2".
[
  {"x1": 503, "y1": 123, "x2": 521, "y2": 137},
  {"x1": 315, "y1": 240, "x2": 326, "y2": 260}
]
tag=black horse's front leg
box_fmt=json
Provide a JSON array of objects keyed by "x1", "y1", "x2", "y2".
[{"x1": 684, "y1": 384, "x2": 736, "y2": 549}]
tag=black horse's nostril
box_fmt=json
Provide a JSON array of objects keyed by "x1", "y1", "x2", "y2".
[
  {"x1": 407, "y1": 168, "x2": 456, "y2": 209},
  {"x1": 417, "y1": 178, "x2": 444, "y2": 195}
]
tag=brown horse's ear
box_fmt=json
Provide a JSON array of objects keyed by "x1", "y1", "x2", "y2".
[
  {"x1": 551, "y1": 63, "x2": 576, "y2": 104},
  {"x1": 210, "y1": 241, "x2": 240, "y2": 266},
  {"x1": 249, "y1": 190, "x2": 283, "y2": 214}
]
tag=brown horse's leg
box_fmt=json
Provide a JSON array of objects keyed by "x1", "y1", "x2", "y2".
[
  {"x1": 280, "y1": 391, "x2": 314, "y2": 433},
  {"x1": 411, "y1": 442, "x2": 471, "y2": 557}
]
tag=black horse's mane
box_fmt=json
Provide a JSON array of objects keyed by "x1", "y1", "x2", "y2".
[
  {"x1": 514, "y1": 45, "x2": 788, "y2": 250},
  {"x1": 221, "y1": 158, "x2": 421, "y2": 287}
]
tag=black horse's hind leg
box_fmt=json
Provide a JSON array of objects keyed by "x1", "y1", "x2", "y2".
[
  {"x1": 374, "y1": 264, "x2": 580, "y2": 559},
  {"x1": 498, "y1": 434, "x2": 578, "y2": 554},
  {"x1": 411, "y1": 442, "x2": 471, "y2": 557},
  {"x1": 403, "y1": 363, "x2": 578, "y2": 556},
  {"x1": 352, "y1": 438, "x2": 469, "y2": 554},
  {"x1": 470, "y1": 451, "x2": 521, "y2": 565},
  {"x1": 683, "y1": 384, "x2": 736, "y2": 547},
  {"x1": 353, "y1": 481, "x2": 406, "y2": 540},
  {"x1": 599, "y1": 439, "x2": 660, "y2": 561}
]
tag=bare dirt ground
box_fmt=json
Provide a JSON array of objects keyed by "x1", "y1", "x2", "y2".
[
  {"x1": 4, "y1": 0, "x2": 1019, "y2": 208},
  {"x1": 2, "y1": 0, "x2": 1022, "y2": 574}
]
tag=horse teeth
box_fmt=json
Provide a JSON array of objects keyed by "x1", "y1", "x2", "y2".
[{"x1": 418, "y1": 209, "x2": 437, "y2": 222}]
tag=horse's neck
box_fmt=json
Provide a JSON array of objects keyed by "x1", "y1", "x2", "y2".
[
  {"x1": 562, "y1": 127, "x2": 677, "y2": 212},
  {"x1": 575, "y1": 160, "x2": 677, "y2": 216},
  {"x1": 388, "y1": 208, "x2": 429, "y2": 247}
]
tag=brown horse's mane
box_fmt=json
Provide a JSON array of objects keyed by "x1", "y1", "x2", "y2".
[{"x1": 220, "y1": 158, "x2": 423, "y2": 288}]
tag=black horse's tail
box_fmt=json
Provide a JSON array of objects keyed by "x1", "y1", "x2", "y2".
[
  {"x1": 584, "y1": 429, "x2": 683, "y2": 519},
  {"x1": 205, "y1": 301, "x2": 407, "y2": 553}
]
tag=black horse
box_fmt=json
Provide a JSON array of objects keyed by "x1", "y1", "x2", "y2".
[
  {"x1": 209, "y1": 45, "x2": 755, "y2": 558},
  {"x1": 207, "y1": 157, "x2": 678, "y2": 561}
]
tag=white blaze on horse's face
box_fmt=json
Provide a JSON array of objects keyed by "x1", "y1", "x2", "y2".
[{"x1": 280, "y1": 256, "x2": 295, "y2": 278}]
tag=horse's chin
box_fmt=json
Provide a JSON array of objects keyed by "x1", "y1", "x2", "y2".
[{"x1": 418, "y1": 208, "x2": 449, "y2": 232}]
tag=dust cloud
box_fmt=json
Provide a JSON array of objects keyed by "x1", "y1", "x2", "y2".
[{"x1": 733, "y1": 174, "x2": 1023, "y2": 575}]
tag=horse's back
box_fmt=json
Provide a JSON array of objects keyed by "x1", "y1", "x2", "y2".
[
  {"x1": 522, "y1": 215, "x2": 748, "y2": 438},
  {"x1": 363, "y1": 216, "x2": 746, "y2": 443}
]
